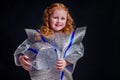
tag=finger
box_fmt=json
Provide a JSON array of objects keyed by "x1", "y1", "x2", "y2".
[
  {"x1": 22, "y1": 55, "x2": 30, "y2": 61},
  {"x1": 56, "y1": 64, "x2": 64, "y2": 70},
  {"x1": 22, "y1": 59, "x2": 31, "y2": 65},
  {"x1": 21, "y1": 62, "x2": 31, "y2": 70},
  {"x1": 57, "y1": 60, "x2": 64, "y2": 64},
  {"x1": 19, "y1": 55, "x2": 29, "y2": 61},
  {"x1": 56, "y1": 63, "x2": 63, "y2": 67},
  {"x1": 56, "y1": 66, "x2": 63, "y2": 71},
  {"x1": 22, "y1": 65, "x2": 30, "y2": 70},
  {"x1": 19, "y1": 55, "x2": 30, "y2": 65},
  {"x1": 57, "y1": 58, "x2": 64, "y2": 61}
]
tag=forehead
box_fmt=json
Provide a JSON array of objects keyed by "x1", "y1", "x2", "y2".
[{"x1": 51, "y1": 9, "x2": 67, "y2": 16}]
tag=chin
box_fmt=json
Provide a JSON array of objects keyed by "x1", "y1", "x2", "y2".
[{"x1": 54, "y1": 29, "x2": 63, "y2": 32}]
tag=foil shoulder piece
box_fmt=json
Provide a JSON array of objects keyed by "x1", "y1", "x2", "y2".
[
  {"x1": 73, "y1": 26, "x2": 87, "y2": 43},
  {"x1": 25, "y1": 28, "x2": 38, "y2": 42}
]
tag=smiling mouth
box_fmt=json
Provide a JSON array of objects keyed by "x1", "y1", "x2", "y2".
[{"x1": 55, "y1": 24, "x2": 62, "y2": 27}]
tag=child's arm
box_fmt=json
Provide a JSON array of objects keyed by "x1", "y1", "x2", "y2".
[
  {"x1": 14, "y1": 28, "x2": 41, "y2": 66},
  {"x1": 14, "y1": 39, "x2": 33, "y2": 66},
  {"x1": 19, "y1": 54, "x2": 31, "y2": 70}
]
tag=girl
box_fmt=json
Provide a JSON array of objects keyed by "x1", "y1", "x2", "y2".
[{"x1": 14, "y1": 3, "x2": 86, "y2": 80}]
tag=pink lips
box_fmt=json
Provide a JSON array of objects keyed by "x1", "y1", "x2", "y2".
[{"x1": 55, "y1": 24, "x2": 62, "y2": 27}]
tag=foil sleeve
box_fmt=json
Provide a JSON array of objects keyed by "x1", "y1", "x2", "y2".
[{"x1": 65, "y1": 26, "x2": 87, "y2": 73}]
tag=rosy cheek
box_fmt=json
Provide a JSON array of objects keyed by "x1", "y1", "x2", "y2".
[
  {"x1": 51, "y1": 20, "x2": 55, "y2": 24},
  {"x1": 49, "y1": 19, "x2": 53, "y2": 24}
]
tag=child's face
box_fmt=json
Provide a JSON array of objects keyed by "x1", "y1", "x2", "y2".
[{"x1": 49, "y1": 9, "x2": 67, "y2": 31}]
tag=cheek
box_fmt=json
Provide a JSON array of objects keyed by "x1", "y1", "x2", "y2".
[
  {"x1": 50, "y1": 17, "x2": 56, "y2": 22},
  {"x1": 49, "y1": 19, "x2": 54, "y2": 26},
  {"x1": 63, "y1": 20, "x2": 67, "y2": 25}
]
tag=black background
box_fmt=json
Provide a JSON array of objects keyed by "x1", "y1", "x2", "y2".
[{"x1": 1, "y1": 0, "x2": 120, "y2": 80}]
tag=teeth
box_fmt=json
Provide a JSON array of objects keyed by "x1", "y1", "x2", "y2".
[
  {"x1": 56, "y1": 24, "x2": 60, "y2": 26},
  {"x1": 56, "y1": 24, "x2": 62, "y2": 26}
]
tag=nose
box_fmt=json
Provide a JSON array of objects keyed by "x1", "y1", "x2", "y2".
[{"x1": 57, "y1": 18, "x2": 61, "y2": 23}]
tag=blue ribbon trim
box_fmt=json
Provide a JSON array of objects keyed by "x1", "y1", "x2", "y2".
[
  {"x1": 36, "y1": 29, "x2": 57, "y2": 52},
  {"x1": 27, "y1": 48, "x2": 38, "y2": 54},
  {"x1": 63, "y1": 29, "x2": 76, "y2": 58},
  {"x1": 36, "y1": 29, "x2": 46, "y2": 42},
  {"x1": 60, "y1": 71, "x2": 64, "y2": 80}
]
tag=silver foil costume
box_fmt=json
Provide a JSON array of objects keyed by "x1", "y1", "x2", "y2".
[{"x1": 14, "y1": 26, "x2": 86, "y2": 80}]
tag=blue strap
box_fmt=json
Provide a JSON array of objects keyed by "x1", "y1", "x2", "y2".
[
  {"x1": 60, "y1": 71, "x2": 64, "y2": 80},
  {"x1": 63, "y1": 29, "x2": 76, "y2": 58},
  {"x1": 60, "y1": 28, "x2": 76, "y2": 80},
  {"x1": 36, "y1": 29, "x2": 57, "y2": 52},
  {"x1": 36, "y1": 29, "x2": 46, "y2": 42},
  {"x1": 27, "y1": 48, "x2": 38, "y2": 54}
]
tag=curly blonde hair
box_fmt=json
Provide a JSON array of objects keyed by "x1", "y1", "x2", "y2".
[{"x1": 39, "y1": 3, "x2": 74, "y2": 38}]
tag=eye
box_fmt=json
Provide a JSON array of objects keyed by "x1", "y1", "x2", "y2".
[
  {"x1": 53, "y1": 17, "x2": 58, "y2": 19},
  {"x1": 61, "y1": 17, "x2": 65, "y2": 20}
]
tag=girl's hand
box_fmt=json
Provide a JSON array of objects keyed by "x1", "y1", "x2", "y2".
[
  {"x1": 19, "y1": 55, "x2": 31, "y2": 70},
  {"x1": 56, "y1": 58, "x2": 67, "y2": 71}
]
